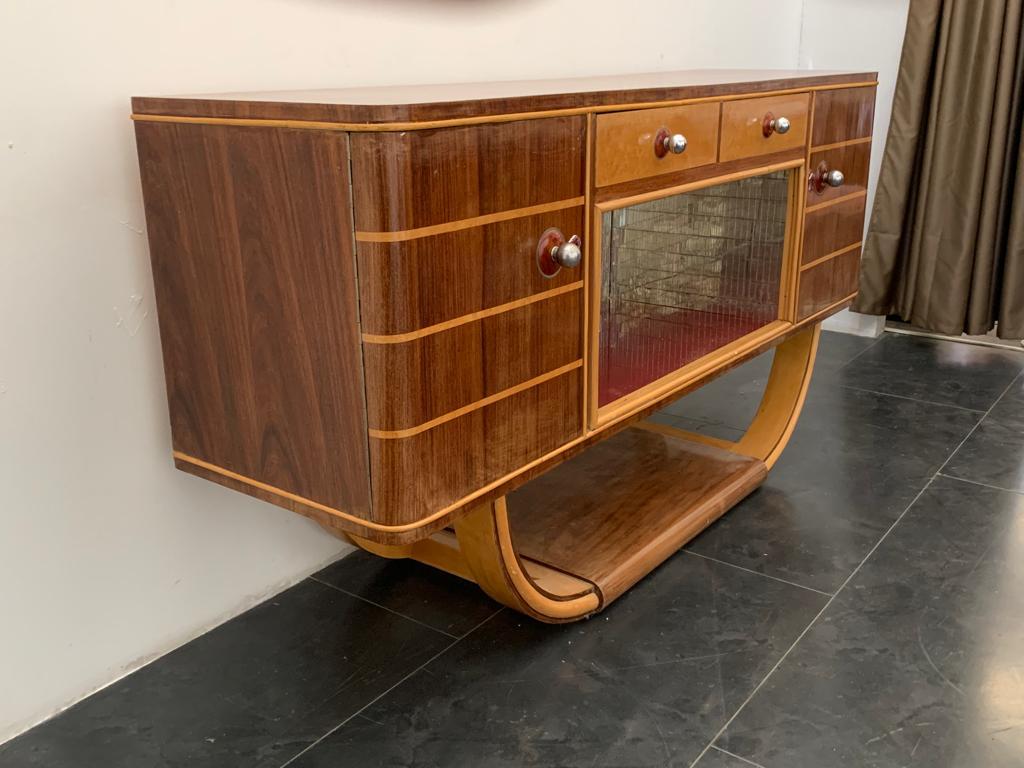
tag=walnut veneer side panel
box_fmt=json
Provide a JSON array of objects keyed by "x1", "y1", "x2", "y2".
[
  {"x1": 370, "y1": 370, "x2": 582, "y2": 525},
  {"x1": 135, "y1": 121, "x2": 371, "y2": 517},
  {"x1": 350, "y1": 117, "x2": 585, "y2": 232},
  {"x1": 357, "y1": 207, "x2": 583, "y2": 336},
  {"x1": 363, "y1": 290, "x2": 582, "y2": 432},
  {"x1": 810, "y1": 86, "x2": 876, "y2": 147}
]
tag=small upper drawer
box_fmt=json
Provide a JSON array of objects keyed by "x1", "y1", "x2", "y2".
[
  {"x1": 595, "y1": 103, "x2": 719, "y2": 187},
  {"x1": 720, "y1": 94, "x2": 810, "y2": 162}
]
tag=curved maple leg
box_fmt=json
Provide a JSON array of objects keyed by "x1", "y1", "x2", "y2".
[
  {"x1": 635, "y1": 323, "x2": 820, "y2": 471},
  {"x1": 453, "y1": 498, "x2": 601, "y2": 623},
  {"x1": 348, "y1": 498, "x2": 601, "y2": 623},
  {"x1": 734, "y1": 322, "x2": 820, "y2": 469}
]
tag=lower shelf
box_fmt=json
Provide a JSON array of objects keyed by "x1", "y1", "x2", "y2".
[{"x1": 507, "y1": 424, "x2": 767, "y2": 606}]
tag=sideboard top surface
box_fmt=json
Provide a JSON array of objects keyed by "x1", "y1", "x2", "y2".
[{"x1": 132, "y1": 69, "x2": 878, "y2": 126}]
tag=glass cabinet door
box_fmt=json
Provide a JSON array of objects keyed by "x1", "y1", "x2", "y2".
[{"x1": 598, "y1": 170, "x2": 790, "y2": 408}]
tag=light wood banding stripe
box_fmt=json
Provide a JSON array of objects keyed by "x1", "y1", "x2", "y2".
[
  {"x1": 361, "y1": 281, "x2": 584, "y2": 344},
  {"x1": 355, "y1": 198, "x2": 585, "y2": 243},
  {"x1": 810, "y1": 136, "x2": 872, "y2": 153},
  {"x1": 800, "y1": 242, "x2": 862, "y2": 272},
  {"x1": 368, "y1": 360, "x2": 583, "y2": 440},
  {"x1": 129, "y1": 81, "x2": 878, "y2": 133},
  {"x1": 805, "y1": 189, "x2": 867, "y2": 213}
]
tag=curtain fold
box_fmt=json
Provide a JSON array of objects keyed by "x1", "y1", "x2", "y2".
[{"x1": 854, "y1": 0, "x2": 1024, "y2": 339}]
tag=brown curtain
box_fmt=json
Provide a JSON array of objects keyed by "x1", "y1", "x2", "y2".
[{"x1": 855, "y1": 0, "x2": 1024, "y2": 339}]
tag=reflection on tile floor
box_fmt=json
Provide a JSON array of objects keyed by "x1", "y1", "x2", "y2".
[{"x1": 2, "y1": 332, "x2": 1022, "y2": 768}]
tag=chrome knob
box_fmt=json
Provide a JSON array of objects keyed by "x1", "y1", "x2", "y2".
[
  {"x1": 551, "y1": 235, "x2": 582, "y2": 269},
  {"x1": 666, "y1": 133, "x2": 688, "y2": 154},
  {"x1": 654, "y1": 128, "x2": 687, "y2": 158},
  {"x1": 810, "y1": 161, "x2": 845, "y2": 194},
  {"x1": 536, "y1": 228, "x2": 582, "y2": 277},
  {"x1": 762, "y1": 112, "x2": 792, "y2": 137}
]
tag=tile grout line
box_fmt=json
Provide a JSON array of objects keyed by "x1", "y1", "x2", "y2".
[
  {"x1": 711, "y1": 744, "x2": 768, "y2": 768},
  {"x1": 309, "y1": 576, "x2": 460, "y2": 640},
  {"x1": 837, "y1": 384, "x2": 986, "y2": 413},
  {"x1": 685, "y1": 476, "x2": 937, "y2": 768},
  {"x1": 832, "y1": 331, "x2": 885, "y2": 372},
  {"x1": 687, "y1": 366, "x2": 1023, "y2": 768},
  {"x1": 682, "y1": 550, "x2": 833, "y2": 598},
  {"x1": 936, "y1": 472, "x2": 1024, "y2": 496},
  {"x1": 934, "y1": 370, "x2": 1022, "y2": 477},
  {"x1": 278, "y1": 608, "x2": 504, "y2": 768}
]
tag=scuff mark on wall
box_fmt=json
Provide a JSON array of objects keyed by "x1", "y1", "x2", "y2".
[
  {"x1": 113, "y1": 294, "x2": 149, "y2": 337},
  {"x1": 119, "y1": 219, "x2": 144, "y2": 235}
]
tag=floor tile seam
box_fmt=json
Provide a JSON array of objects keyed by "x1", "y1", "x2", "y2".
[
  {"x1": 710, "y1": 744, "x2": 768, "y2": 768},
  {"x1": 277, "y1": 608, "x2": 504, "y2": 768},
  {"x1": 681, "y1": 550, "x2": 833, "y2": 597},
  {"x1": 936, "y1": 472, "x2": 1024, "y2": 497},
  {"x1": 831, "y1": 332, "x2": 885, "y2": 372},
  {"x1": 835, "y1": 384, "x2": 987, "y2": 413},
  {"x1": 684, "y1": 475, "x2": 938, "y2": 768},
  {"x1": 935, "y1": 372, "x2": 1023, "y2": 477},
  {"x1": 308, "y1": 576, "x2": 460, "y2": 640}
]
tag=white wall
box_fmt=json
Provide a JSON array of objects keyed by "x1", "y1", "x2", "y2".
[
  {"x1": 0, "y1": 0, "x2": 904, "y2": 743},
  {"x1": 804, "y1": 0, "x2": 912, "y2": 336}
]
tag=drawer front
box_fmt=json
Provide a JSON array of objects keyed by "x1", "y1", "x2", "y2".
[
  {"x1": 720, "y1": 94, "x2": 810, "y2": 162},
  {"x1": 797, "y1": 246, "x2": 861, "y2": 320},
  {"x1": 370, "y1": 369, "x2": 582, "y2": 525},
  {"x1": 811, "y1": 86, "x2": 876, "y2": 147},
  {"x1": 357, "y1": 206, "x2": 584, "y2": 336},
  {"x1": 595, "y1": 103, "x2": 719, "y2": 187},
  {"x1": 363, "y1": 289, "x2": 582, "y2": 433},
  {"x1": 806, "y1": 141, "x2": 871, "y2": 207},
  {"x1": 802, "y1": 194, "x2": 866, "y2": 266},
  {"x1": 350, "y1": 116, "x2": 585, "y2": 232}
]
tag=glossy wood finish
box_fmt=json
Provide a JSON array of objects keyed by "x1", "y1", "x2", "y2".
[
  {"x1": 797, "y1": 247, "x2": 861, "y2": 320},
  {"x1": 802, "y1": 193, "x2": 867, "y2": 265},
  {"x1": 369, "y1": 369, "x2": 582, "y2": 526},
  {"x1": 720, "y1": 93, "x2": 810, "y2": 162},
  {"x1": 133, "y1": 71, "x2": 877, "y2": 586},
  {"x1": 509, "y1": 427, "x2": 766, "y2": 605},
  {"x1": 811, "y1": 86, "x2": 876, "y2": 147},
  {"x1": 806, "y1": 141, "x2": 871, "y2": 206},
  {"x1": 132, "y1": 70, "x2": 877, "y2": 125},
  {"x1": 350, "y1": 117, "x2": 585, "y2": 232},
  {"x1": 356, "y1": 207, "x2": 583, "y2": 336},
  {"x1": 594, "y1": 102, "x2": 719, "y2": 187},
  {"x1": 135, "y1": 121, "x2": 371, "y2": 517},
  {"x1": 362, "y1": 290, "x2": 582, "y2": 432}
]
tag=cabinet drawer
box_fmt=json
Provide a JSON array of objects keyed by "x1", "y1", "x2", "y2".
[
  {"x1": 350, "y1": 116, "x2": 585, "y2": 232},
  {"x1": 811, "y1": 86, "x2": 876, "y2": 147},
  {"x1": 806, "y1": 141, "x2": 871, "y2": 207},
  {"x1": 797, "y1": 246, "x2": 861, "y2": 320},
  {"x1": 720, "y1": 94, "x2": 809, "y2": 162},
  {"x1": 363, "y1": 289, "x2": 582, "y2": 433},
  {"x1": 357, "y1": 206, "x2": 584, "y2": 336},
  {"x1": 802, "y1": 194, "x2": 866, "y2": 266},
  {"x1": 595, "y1": 103, "x2": 719, "y2": 187},
  {"x1": 370, "y1": 369, "x2": 582, "y2": 525}
]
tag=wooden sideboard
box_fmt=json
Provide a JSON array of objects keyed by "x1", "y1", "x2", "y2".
[{"x1": 133, "y1": 70, "x2": 876, "y2": 621}]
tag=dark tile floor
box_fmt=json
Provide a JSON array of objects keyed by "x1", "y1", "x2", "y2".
[{"x1": 4, "y1": 331, "x2": 1023, "y2": 768}]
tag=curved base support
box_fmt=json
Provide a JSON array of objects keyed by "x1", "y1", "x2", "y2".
[{"x1": 350, "y1": 323, "x2": 821, "y2": 622}]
